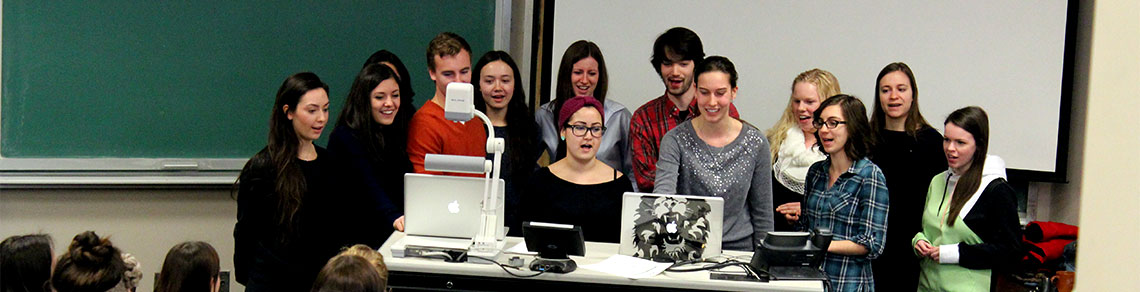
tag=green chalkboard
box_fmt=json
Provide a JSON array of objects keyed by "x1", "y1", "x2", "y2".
[{"x1": 2, "y1": 1, "x2": 494, "y2": 159}]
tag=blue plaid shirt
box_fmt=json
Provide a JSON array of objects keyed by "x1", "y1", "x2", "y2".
[{"x1": 799, "y1": 157, "x2": 889, "y2": 292}]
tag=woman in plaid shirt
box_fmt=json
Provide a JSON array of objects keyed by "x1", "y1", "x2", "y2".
[{"x1": 790, "y1": 94, "x2": 889, "y2": 291}]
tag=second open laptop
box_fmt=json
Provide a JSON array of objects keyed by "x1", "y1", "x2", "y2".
[
  {"x1": 618, "y1": 192, "x2": 724, "y2": 262},
  {"x1": 403, "y1": 173, "x2": 505, "y2": 248}
]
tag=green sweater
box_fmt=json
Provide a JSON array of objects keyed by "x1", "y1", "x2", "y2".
[{"x1": 911, "y1": 155, "x2": 1020, "y2": 292}]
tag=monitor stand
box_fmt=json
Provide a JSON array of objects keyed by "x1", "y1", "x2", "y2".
[{"x1": 529, "y1": 257, "x2": 577, "y2": 273}]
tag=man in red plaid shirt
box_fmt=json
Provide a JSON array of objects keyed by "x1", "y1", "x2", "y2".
[{"x1": 630, "y1": 27, "x2": 739, "y2": 192}]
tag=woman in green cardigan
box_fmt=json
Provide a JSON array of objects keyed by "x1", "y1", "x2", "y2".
[{"x1": 912, "y1": 106, "x2": 1022, "y2": 291}]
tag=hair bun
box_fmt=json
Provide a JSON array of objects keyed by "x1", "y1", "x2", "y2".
[{"x1": 69, "y1": 231, "x2": 116, "y2": 265}]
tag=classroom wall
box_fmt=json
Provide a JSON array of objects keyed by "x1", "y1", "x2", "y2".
[
  {"x1": 1072, "y1": 0, "x2": 1140, "y2": 290},
  {"x1": 0, "y1": 188, "x2": 239, "y2": 292}
]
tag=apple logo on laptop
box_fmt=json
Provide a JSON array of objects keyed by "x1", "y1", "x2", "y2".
[{"x1": 447, "y1": 200, "x2": 460, "y2": 214}]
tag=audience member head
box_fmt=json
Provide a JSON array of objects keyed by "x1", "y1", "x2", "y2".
[
  {"x1": 51, "y1": 231, "x2": 126, "y2": 292},
  {"x1": 334, "y1": 245, "x2": 387, "y2": 284},
  {"x1": 309, "y1": 255, "x2": 385, "y2": 292},
  {"x1": 363, "y1": 49, "x2": 416, "y2": 102},
  {"x1": 651, "y1": 27, "x2": 704, "y2": 98},
  {"x1": 813, "y1": 94, "x2": 874, "y2": 162},
  {"x1": 155, "y1": 241, "x2": 220, "y2": 292},
  {"x1": 766, "y1": 69, "x2": 841, "y2": 160},
  {"x1": 943, "y1": 106, "x2": 991, "y2": 225},
  {"x1": 1, "y1": 234, "x2": 53, "y2": 292},
  {"x1": 553, "y1": 40, "x2": 608, "y2": 126},
  {"x1": 871, "y1": 62, "x2": 930, "y2": 135},
  {"x1": 425, "y1": 32, "x2": 472, "y2": 99},
  {"x1": 693, "y1": 56, "x2": 738, "y2": 124},
  {"x1": 557, "y1": 95, "x2": 605, "y2": 162}
]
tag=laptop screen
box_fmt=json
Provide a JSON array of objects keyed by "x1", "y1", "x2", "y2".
[{"x1": 618, "y1": 192, "x2": 724, "y2": 262}]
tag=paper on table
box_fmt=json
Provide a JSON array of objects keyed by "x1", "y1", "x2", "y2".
[
  {"x1": 580, "y1": 255, "x2": 673, "y2": 279},
  {"x1": 504, "y1": 241, "x2": 537, "y2": 255}
]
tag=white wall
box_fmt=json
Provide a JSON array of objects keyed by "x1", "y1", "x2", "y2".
[{"x1": 1072, "y1": 0, "x2": 1140, "y2": 290}]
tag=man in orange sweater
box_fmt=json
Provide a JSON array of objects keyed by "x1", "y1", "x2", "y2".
[{"x1": 407, "y1": 32, "x2": 487, "y2": 177}]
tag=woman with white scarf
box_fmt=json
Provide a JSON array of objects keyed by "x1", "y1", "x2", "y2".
[{"x1": 765, "y1": 69, "x2": 840, "y2": 231}]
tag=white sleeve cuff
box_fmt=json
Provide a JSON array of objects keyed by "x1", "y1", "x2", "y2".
[{"x1": 939, "y1": 244, "x2": 960, "y2": 264}]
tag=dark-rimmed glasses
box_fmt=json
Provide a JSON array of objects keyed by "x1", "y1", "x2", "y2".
[
  {"x1": 813, "y1": 119, "x2": 847, "y2": 129},
  {"x1": 564, "y1": 124, "x2": 606, "y2": 137}
]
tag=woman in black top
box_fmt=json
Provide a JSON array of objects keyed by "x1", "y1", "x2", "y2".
[
  {"x1": 327, "y1": 63, "x2": 413, "y2": 246},
  {"x1": 868, "y1": 62, "x2": 948, "y2": 292},
  {"x1": 473, "y1": 51, "x2": 542, "y2": 237},
  {"x1": 234, "y1": 72, "x2": 338, "y2": 292},
  {"x1": 522, "y1": 96, "x2": 632, "y2": 243}
]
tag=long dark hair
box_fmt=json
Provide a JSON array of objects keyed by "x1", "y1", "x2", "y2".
[
  {"x1": 870, "y1": 62, "x2": 932, "y2": 138},
  {"x1": 1, "y1": 234, "x2": 53, "y2": 292},
  {"x1": 239, "y1": 72, "x2": 328, "y2": 238},
  {"x1": 155, "y1": 241, "x2": 220, "y2": 292},
  {"x1": 363, "y1": 50, "x2": 417, "y2": 117},
  {"x1": 51, "y1": 231, "x2": 125, "y2": 292},
  {"x1": 336, "y1": 64, "x2": 404, "y2": 164},
  {"x1": 944, "y1": 106, "x2": 990, "y2": 226},
  {"x1": 552, "y1": 40, "x2": 608, "y2": 130},
  {"x1": 310, "y1": 256, "x2": 386, "y2": 292},
  {"x1": 473, "y1": 51, "x2": 538, "y2": 179},
  {"x1": 814, "y1": 94, "x2": 875, "y2": 161}
]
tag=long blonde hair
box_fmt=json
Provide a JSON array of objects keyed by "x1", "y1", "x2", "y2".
[{"x1": 766, "y1": 69, "x2": 841, "y2": 161}]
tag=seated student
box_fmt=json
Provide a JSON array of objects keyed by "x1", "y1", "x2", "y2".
[
  {"x1": 51, "y1": 231, "x2": 126, "y2": 292},
  {"x1": 768, "y1": 69, "x2": 841, "y2": 231},
  {"x1": 654, "y1": 56, "x2": 774, "y2": 251},
  {"x1": 407, "y1": 32, "x2": 487, "y2": 177},
  {"x1": 328, "y1": 64, "x2": 413, "y2": 245},
  {"x1": 309, "y1": 253, "x2": 387, "y2": 292},
  {"x1": 472, "y1": 51, "x2": 542, "y2": 236},
  {"x1": 913, "y1": 106, "x2": 1022, "y2": 291},
  {"x1": 155, "y1": 241, "x2": 221, "y2": 292},
  {"x1": 535, "y1": 41, "x2": 632, "y2": 184},
  {"x1": 330, "y1": 244, "x2": 388, "y2": 286},
  {"x1": 630, "y1": 27, "x2": 739, "y2": 192},
  {"x1": 521, "y1": 96, "x2": 634, "y2": 243},
  {"x1": 1, "y1": 234, "x2": 53, "y2": 292},
  {"x1": 793, "y1": 94, "x2": 889, "y2": 291},
  {"x1": 362, "y1": 49, "x2": 418, "y2": 118},
  {"x1": 234, "y1": 72, "x2": 341, "y2": 292}
]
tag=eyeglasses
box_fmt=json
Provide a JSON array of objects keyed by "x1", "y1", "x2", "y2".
[
  {"x1": 565, "y1": 124, "x2": 606, "y2": 137},
  {"x1": 813, "y1": 119, "x2": 848, "y2": 129}
]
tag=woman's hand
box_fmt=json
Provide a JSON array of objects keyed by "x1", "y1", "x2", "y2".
[
  {"x1": 915, "y1": 240, "x2": 940, "y2": 261},
  {"x1": 776, "y1": 202, "x2": 802, "y2": 222},
  {"x1": 393, "y1": 216, "x2": 406, "y2": 232}
]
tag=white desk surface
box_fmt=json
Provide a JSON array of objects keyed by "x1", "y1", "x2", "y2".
[{"x1": 381, "y1": 232, "x2": 824, "y2": 292}]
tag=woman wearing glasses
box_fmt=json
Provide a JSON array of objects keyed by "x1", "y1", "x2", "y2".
[
  {"x1": 521, "y1": 95, "x2": 633, "y2": 243},
  {"x1": 794, "y1": 94, "x2": 889, "y2": 291},
  {"x1": 654, "y1": 56, "x2": 774, "y2": 251}
]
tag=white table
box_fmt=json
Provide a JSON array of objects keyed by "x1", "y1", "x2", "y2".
[{"x1": 380, "y1": 232, "x2": 824, "y2": 291}]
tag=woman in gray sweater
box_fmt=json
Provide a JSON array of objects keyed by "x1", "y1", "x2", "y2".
[{"x1": 654, "y1": 56, "x2": 774, "y2": 251}]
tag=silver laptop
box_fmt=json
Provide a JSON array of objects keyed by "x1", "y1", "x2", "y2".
[
  {"x1": 403, "y1": 173, "x2": 505, "y2": 240},
  {"x1": 619, "y1": 192, "x2": 724, "y2": 262}
]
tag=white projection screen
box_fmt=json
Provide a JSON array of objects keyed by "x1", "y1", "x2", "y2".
[{"x1": 546, "y1": 0, "x2": 1074, "y2": 180}]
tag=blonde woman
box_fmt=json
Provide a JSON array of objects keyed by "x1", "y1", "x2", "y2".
[{"x1": 766, "y1": 69, "x2": 841, "y2": 231}]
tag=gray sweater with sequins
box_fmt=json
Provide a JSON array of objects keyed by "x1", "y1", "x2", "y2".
[{"x1": 654, "y1": 121, "x2": 775, "y2": 251}]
